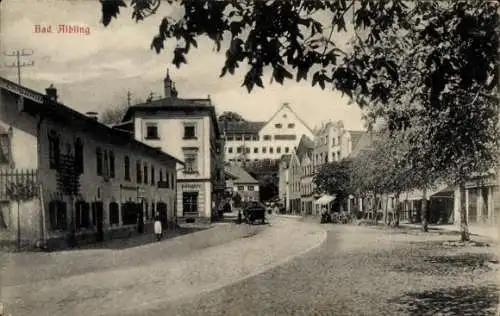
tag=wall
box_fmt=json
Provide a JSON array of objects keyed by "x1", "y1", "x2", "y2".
[
  {"x1": 38, "y1": 116, "x2": 177, "y2": 239},
  {"x1": 2, "y1": 199, "x2": 41, "y2": 246},
  {"x1": 0, "y1": 90, "x2": 39, "y2": 169},
  {"x1": 134, "y1": 110, "x2": 221, "y2": 221},
  {"x1": 233, "y1": 183, "x2": 259, "y2": 202}
]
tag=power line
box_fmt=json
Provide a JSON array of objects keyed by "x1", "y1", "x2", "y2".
[{"x1": 3, "y1": 49, "x2": 35, "y2": 85}]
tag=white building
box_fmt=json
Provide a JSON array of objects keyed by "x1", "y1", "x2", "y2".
[
  {"x1": 221, "y1": 103, "x2": 314, "y2": 163},
  {"x1": 117, "y1": 70, "x2": 225, "y2": 224},
  {"x1": 312, "y1": 120, "x2": 367, "y2": 166},
  {"x1": 0, "y1": 77, "x2": 181, "y2": 249}
]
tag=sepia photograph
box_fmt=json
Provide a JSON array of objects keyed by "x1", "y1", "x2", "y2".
[{"x1": 0, "y1": 0, "x2": 499, "y2": 315}]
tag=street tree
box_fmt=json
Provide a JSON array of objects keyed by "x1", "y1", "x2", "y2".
[
  {"x1": 218, "y1": 111, "x2": 246, "y2": 122},
  {"x1": 314, "y1": 158, "x2": 353, "y2": 213},
  {"x1": 100, "y1": 105, "x2": 128, "y2": 125}
]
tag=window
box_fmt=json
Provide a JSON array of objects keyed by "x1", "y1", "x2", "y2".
[
  {"x1": 274, "y1": 134, "x2": 297, "y2": 140},
  {"x1": 270, "y1": 147, "x2": 274, "y2": 154},
  {"x1": 337, "y1": 136, "x2": 341, "y2": 145},
  {"x1": 285, "y1": 147, "x2": 289, "y2": 153},
  {"x1": 151, "y1": 165, "x2": 155, "y2": 185},
  {"x1": 245, "y1": 147, "x2": 250, "y2": 154},
  {"x1": 262, "y1": 147, "x2": 267, "y2": 153},
  {"x1": 235, "y1": 135, "x2": 242, "y2": 141},
  {"x1": 277, "y1": 147, "x2": 282, "y2": 154},
  {"x1": 254, "y1": 147, "x2": 258, "y2": 153},
  {"x1": 237, "y1": 185, "x2": 245, "y2": 191},
  {"x1": 49, "y1": 131, "x2": 60, "y2": 170},
  {"x1": 159, "y1": 169, "x2": 163, "y2": 182},
  {"x1": 170, "y1": 172, "x2": 174, "y2": 189},
  {"x1": 287, "y1": 123, "x2": 295, "y2": 128},
  {"x1": 263, "y1": 135, "x2": 271, "y2": 141},
  {"x1": 75, "y1": 201, "x2": 90, "y2": 229},
  {"x1": 165, "y1": 170, "x2": 170, "y2": 188},
  {"x1": 252, "y1": 135, "x2": 259, "y2": 141},
  {"x1": 228, "y1": 147, "x2": 233, "y2": 153},
  {"x1": 136, "y1": 160, "x2": 142, "y2": 183},
  {"x1": 337, "y1": 150, "x2": 341, "y2": 160},
  {"x1": 49, "y1": 200, "x2": 67, "y2": 230},
  {"x1": 184, "y1": 149, "x2": 198, "y2": 173},
  {"x1": 74, "y1": 137, "x2": 84, "y2": 174},
  {"x1": 183, "y1": 192, "x2": 199, "y2": 215},
  {"x1": 109, "y1": 202, "x2": 119, "y2": 225},
  {"x1": 248, "y1": 185, "x2": 255, "y2": 191},
  {"x1": 124, "y1": 156, "x2": 130, "y2": 181},
  {"x1": 237, "y1": 147, "x2": 242, "y2": 154},
  {"x1": 226, "y1": 136, "x2": 234, "y2": 141},
  {"x1": 96, "y1": 147, "x2": 103, "y2": 175},
  {"x1": 103, "y1": 150, "x2": 109, "y2": 177},
  {"x1": 332, "y1": 137, "x2": 336, "y2": 146},
  {"x1": 244, "y1": 135, "x2": 251, "y2": 141},
  {"x1": 183, "y1": 124, "x2": 196, "y2": 139},
  {"x1": 144, "y1": 164, "x2": 148, "y2": 184},
  {"x1": 145, "y1": 123, "x2": 159, "y2": 139},
  {"x1": 275, "y1": 123, "x2": 282, "y2": 128},
  {"x1": 109, "y1": 151, "x2": 115, "y2": 178},
  {"x1": 332, "y1": 152, "x2": 336, "y2": 161}
]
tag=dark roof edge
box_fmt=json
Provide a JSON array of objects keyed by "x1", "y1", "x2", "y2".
[{"x1": 0, "y1": 77, "x2": 184, "y2": 165}]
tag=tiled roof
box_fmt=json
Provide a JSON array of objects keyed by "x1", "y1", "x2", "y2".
[
  {"x1": 123, "y1": 96, "x2": 220, "y2": 137},
  {"x1": 0, "y1": 76, "x2": 185, "y2": 165},
  {"x1": 219, "y1": 120, "x2": 266, "y2": 135},
  {"x1": 224, "y1": 165, "x2": 259, "y2": 184}
]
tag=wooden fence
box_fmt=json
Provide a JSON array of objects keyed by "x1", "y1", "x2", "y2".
[{"x1": 0, "y1": 169, "x2": 38, "y2": 201}]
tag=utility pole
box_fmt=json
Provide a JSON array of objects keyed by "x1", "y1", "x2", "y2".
[
  {"x1": 127, "y1": 91, "x2": 132, "y2": 106},
  {"x1": 3, "y1": 49, "x2": 35, "y2": 85}
]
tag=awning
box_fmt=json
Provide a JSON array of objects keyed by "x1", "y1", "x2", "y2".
[{"x1": 314, "y1": 194, "x2": 336, "y2": 205}]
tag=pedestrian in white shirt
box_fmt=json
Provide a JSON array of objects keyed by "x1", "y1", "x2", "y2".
[{"x1": 154, "y1": 216, "x2": 162, "y2": 241}]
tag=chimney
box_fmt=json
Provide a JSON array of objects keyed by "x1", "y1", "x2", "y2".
[
  {"x1": 45, "y1": 84, "x2": 58, "y2": 102},
  {"x1": 86, "y1": 111, "x2": 98, "y2": 121}
]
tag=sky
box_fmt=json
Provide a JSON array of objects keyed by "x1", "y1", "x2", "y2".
[{"x1": 0, "y1": 0, "x2": 367, "y2": 131}]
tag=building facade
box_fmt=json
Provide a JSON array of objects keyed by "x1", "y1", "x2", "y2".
[
  {"x1": 0, "y1": 77, "x2": 181, "y2": 249},
  {"x1": 120, "y1": 71, "x2": 225, "y2": 224},
  {"x1": 297, "y1": 135, "x2": 315, "y2": 216},
  {"x1": 221, "y1": 103, "x2": 314, "y2": 163},
  {"x1": 224, "y1": 164, "x2": 259, "y2": 202}
]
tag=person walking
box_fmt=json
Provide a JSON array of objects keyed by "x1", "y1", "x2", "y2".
[
  {"x1": 273, "y1": 204, "x2": 280, "y2": 216},
  {"x1": 154, "y1": 216, "x2": 162, "y2": 241}
]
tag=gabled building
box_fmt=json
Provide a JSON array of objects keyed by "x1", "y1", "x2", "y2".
[
  {"x1": 224, "y1": 164, "x2": 259, "y2": 202},
  {"x1": 0, "y1": 77, "x2": 182, "y2": 249},
  {"x1": 222, "y1": 103, "x2": 314, "y2": 164},
  {"x1": 119, "y1": 70, "x2": 225, "y2": 224}
]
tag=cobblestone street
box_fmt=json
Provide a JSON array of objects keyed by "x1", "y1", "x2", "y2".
[
  {"x1": 0, "y1": 217, "x2": 325, "y2": 316},
  {"x1": 134, "y1": 220, "x2": 500, "y2": 316}
]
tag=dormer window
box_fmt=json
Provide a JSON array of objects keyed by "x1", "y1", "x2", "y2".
[
  {"x1": 145, "y1": 123, "x2": 160, "y2": 140},
  {"x1": 287, "y1": 123, "x2": 295, "y2": 128},
  {"x1": 275, "y1": 123, "x2": 282, "y2": 128}
]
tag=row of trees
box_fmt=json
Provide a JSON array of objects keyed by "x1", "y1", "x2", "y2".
[{"x1": 314, "y1": 120, "x2": 497, "y2": 242}]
